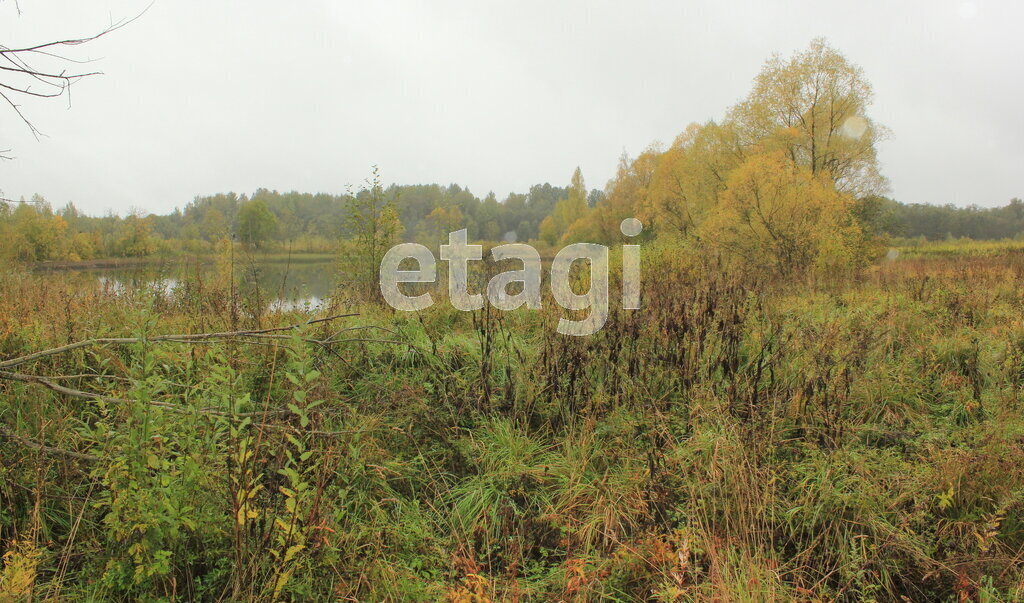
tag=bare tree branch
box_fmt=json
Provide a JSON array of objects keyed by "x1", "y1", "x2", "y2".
[
  {"x1": 0, "y1": 424, "x2": 98, "y2": 462},
  {"x1": 0, "y1": 2, "x2": 151, "y2": 143},
  {"x1": 0, "y1": 313, "x2": 361, "y2": 370},
  {"x1": 0, "y1": 312, "x2": 409, "y2": 460},
  {"x1": 0, "y1": 368, "x2": 289, "y2": 417}
]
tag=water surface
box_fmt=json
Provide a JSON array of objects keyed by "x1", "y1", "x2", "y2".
[{"x1": 42, "y1": 257, "x2": 338, "y2": 311}]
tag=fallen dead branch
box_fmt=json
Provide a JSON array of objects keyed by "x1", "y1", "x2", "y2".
[
  {"x1": 0, "y1": 312, "x2": 360, "y2": 370},
  {"x1": 0, "y1": 424, "x2": 99, "y2": 462},
  {"x1": 0, "y1": 313, "x2": 415, "y2": 458},
  {"x1": 0, "y1": 368, "x2": 277, "y2": 417}
]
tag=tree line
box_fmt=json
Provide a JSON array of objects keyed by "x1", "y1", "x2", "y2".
[
  {"x1": 1, "y1": 39, "x2": 1020, "y2": 264},
  {"x1": 876, "y1": 196, "x2": 1024, "y2": 241},
  {"x1": 0, "y1": 180, "x2": 608, "y2": 261},
  {"x1": 3, "y1": 185, "x2": 1021, "y2": 264}
]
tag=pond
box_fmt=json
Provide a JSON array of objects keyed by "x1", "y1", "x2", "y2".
[{"x1": 37, "y1": 257, "x2": 340, "y2": 312}]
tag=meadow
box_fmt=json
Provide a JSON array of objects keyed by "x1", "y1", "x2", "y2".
[{"x1": 0, "y1": 239, "x2": 1023, "y2": 601}]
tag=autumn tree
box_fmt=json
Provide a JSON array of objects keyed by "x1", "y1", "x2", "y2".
[
  {"x1": 641, "y1": 122, "x2": 744, "y2": 236},
  {"x1": 419, "y1": 205, "x2": 465, "y2": 244},
  {"x1": 114, "y1": 211, "x2": 156, "y2": 257},
  {"x1": 201, "y1": 208, "x2": 230, "y2": 241},
  {"x1": 538, "y1": 167, "x2": 590, "y2": 245},
  {"x1": 696, "y1": 152, "x2": 865, "y2": 275},
  {"x1": 585, "y1": 38, "x2": 888, "y2": 274},
  {"x1": 564, "y1": 149, "x2": 660, "y2": 245},
  {"x1": 727, "y1": 38, "x2": 888, "y2": 197},
  {"x1": 7, "y1": 197, "x2": 68, "y2": 261},
  {"x1": 237, "y1": 199, "x2": 278, "y2": 248}
]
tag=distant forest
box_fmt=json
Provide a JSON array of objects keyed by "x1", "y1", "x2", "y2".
[
  {"x1": 879, "y1": 197, "x2": 1024, "y2": 240},
  {"x1": 0, "y1": 176, "x2": 1021, "y2": 262},
  {"x1": 0, "y1": 181, "x2": 585, "y2": 261},
  {"x1": 0, "y1": 179, "x2": 601, "y2": 260}
]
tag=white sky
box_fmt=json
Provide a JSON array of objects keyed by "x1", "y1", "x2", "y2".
[{"x1": 1, "y1": 0, "x2": 1021, "y2": 215}]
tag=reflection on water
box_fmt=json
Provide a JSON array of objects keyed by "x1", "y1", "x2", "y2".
[
  {"x1": 62, "y1": 259, "x2": 339, "y2": 311},
  {"x1": 49, "y1": 255, "x2": 557, "y2": 312}
]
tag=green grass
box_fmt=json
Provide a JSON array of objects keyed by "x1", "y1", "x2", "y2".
[
  {"x1": 2, "y1": 249, "x2": 1024, "y2": 600},
  {"x1": 893, "y1": 236, "x2": 1024, "y2": 258}
]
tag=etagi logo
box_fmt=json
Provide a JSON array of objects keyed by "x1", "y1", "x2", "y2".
[{"x1": 379, "y1": 218, "x2": 643, "y2": 336}]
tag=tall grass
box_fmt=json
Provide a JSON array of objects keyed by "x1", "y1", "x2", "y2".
[{"x1": 2, "y1": 247, "x2": 1024, "y2": 599}]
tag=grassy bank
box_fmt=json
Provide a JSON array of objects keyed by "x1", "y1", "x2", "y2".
[
  {"x1": 29, "y1": 251, "x2": 338, "y2": 271},
  {"x1": 894, "y1": 237, "x2": 1024, "y2": 259},
  {"x1": 2, "y1": 247, "x2": 1024, "y2": 600}
]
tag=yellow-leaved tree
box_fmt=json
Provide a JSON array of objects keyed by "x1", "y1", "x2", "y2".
[
  {"x1": 539, "y1": 167, "x2": 590, "y2": 246},
  {"x1": 8, "y1": 198, "x2": 69, "y2": 261},
  {"x1": 582, "y1": 38, "x2": 887, "y2": 272},
  {"x1": 561, "y1": 149, "x2": 661, "y2": 245},
  {"x1": 641, "y1": 122, "x2": 744, "y2": 236},
  {"x1": 419, "y1": 205, "x2": 465, "y2": 245},
  {"x1": 727, "y1": 37, "x2": 889, "y2": 198},
  {"x1": 696, "y1": 152, "x2": 865, "y2": 275}
]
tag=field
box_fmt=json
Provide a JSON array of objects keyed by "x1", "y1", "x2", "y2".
[{"x1": 2, "y1": 241, "x2": 1024, "y2": 601}]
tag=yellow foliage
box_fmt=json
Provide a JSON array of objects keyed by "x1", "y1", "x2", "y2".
[
  {"x1": 0, "y1": 538, "x2": 41, "y2": 600},
  {"x1": 727, "y1": 37, "x2": 888, "y2": 197},
  {"x1": 564, "y1": 148, "x2": 660, "y2": 245},
  {"x1": 537, "y1": 214, "x2": 558, "y2": 246},
  {"x1": 591, "y1": 39, "x2": 888, "y2": 276},
  {"x1": 541, "y1": 167, "x2": 590, "y2": 246},
  {"x1": 425, "y1": 205, "x2": 465, "y2": 238},
  {"x1": 559, "y1": 209, "x2": 605, "y2": 245},
  {"x1": 446, "y1": 573, "x2": 492, "y2": 603},
  {"x1": 641, "y1": 122, "x2": 744, "y2": 236},
  {"x1": 6, "y1": 201, "x2": 69, "y2": 261},
  {"x1": 695, "y1": 152, "x2": 865, "y2": 275}
]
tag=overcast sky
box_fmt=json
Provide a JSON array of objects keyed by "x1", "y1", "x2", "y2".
[{"x1": 1, "y1": 0, "x2": 1021, "y2": 215}]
